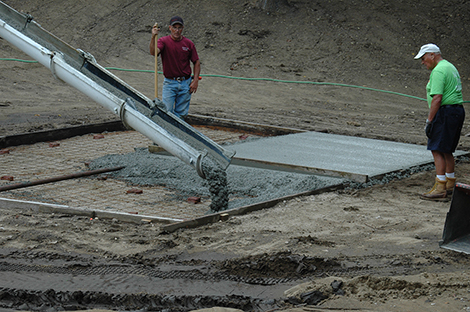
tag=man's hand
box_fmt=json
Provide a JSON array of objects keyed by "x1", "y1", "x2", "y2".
[
  {"x1": 190, "y1": 60, "x2": 201, "y2": 94},
  {"x1": 149, "y1": 23, "x2": 160, "y2": 56},
  {"x1": 425, "y1": 119, "x2": 433, "y2": 139},
  {"x1": 189, "y1": 79, "x2": 198, "y2": 94},
  {"x1": 152, "y1": 23, "x2": 160, "y2": 36}
]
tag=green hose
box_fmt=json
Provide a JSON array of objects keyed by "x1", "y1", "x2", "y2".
[
  {"x1": 1, "y1": 57, "x2": 39, "y2": 63},
  {"x1": 199, "y1": 73, "x2": 427, "y2": 101},
  {"x1": 2, "y1": 57, "x2": 469, "y2": 103}
]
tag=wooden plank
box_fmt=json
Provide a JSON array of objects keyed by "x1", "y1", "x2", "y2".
[
  {"x1": 0, "y1": 120, "x2": 125, "y2": 148},
  {"x1": 187, "y1": 114, "x2": 304, "y2": 136},
  {"x1": 161, "y1": 183, "x2": 345, "y2": 233},
  {"x1": 0, "y1": 197, "x2": 183, "y2": 225}
]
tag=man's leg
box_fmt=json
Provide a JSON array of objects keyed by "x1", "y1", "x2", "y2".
[
  {"x1": 444, "y1": 153, "x2": 456, "y2": 194},
  {"x1": 444, "y1": 153, "x2": 455, "y2": 174},
  {"x1": 162, "y1": 79, "x2": 178, "y2": 113},
  {"x1": 173, "y1": 79, "x2": 192, "y2": 119},
  {"x1": 432, "y1": 150, "x2": 446, "y2": 176},
  {"x1": 421, "y1": 150, "x2": 447, "y2": 200}
]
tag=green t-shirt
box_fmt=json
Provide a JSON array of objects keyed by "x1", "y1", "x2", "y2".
[{"x1": 426, "y1": 59, "x2": 463, "y2": 108}]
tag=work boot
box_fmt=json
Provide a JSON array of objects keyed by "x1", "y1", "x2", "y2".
[
  {"x1": 421, "y1": 178, "x2": 447, "y2": 200},
  {"x1": 446, "y1": 177, "x2": 457, "y2": 195}
]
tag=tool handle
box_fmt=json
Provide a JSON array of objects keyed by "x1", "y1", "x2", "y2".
[{"x1": 154, "y1": 23, "x2": 159, "y2": 98}]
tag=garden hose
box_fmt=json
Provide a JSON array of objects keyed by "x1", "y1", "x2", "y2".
[{"x1": 2, "y1": 57, "x2": 469, "y2": 103}]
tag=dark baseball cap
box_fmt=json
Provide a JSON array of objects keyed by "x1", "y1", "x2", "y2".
[{"x1": 170, "y1": 16, "x2": 184, "y2": 26}]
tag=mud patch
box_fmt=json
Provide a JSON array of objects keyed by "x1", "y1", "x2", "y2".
[
  {"x1": 292, "y1": 235, "x2": 336, "y2": 247},
  {"x1": 219, "y1": 251, "x2": 340, "y2": 280},
  {"x1": 0, "y1": 288, "x2": 278, "y2": 312}
]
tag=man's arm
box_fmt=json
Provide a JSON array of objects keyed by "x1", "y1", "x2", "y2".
[
  {"x1": 149, "y1": 24, "x2": 160, "y2": 56},
  {"x1": 190, "y1": 59, "x2": 201, "y2": 94},
  {"x1": 428, "y1": 94, "x2": 443, "y2": 122}
]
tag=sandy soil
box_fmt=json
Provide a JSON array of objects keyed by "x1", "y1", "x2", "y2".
[{"x1": 1, "y1": 0, "x2": 470, "y2": 311}]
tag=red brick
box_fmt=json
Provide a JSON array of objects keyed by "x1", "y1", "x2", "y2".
[
  {"x1": 239, "y1": 134, "x2": 249, "y2": 140},
  {"x1": 187, "y1": 196, "x2": 201, "y2": 204},
  {"x1": 127, "y1": 188, "x2": 143, "y2": 194}
]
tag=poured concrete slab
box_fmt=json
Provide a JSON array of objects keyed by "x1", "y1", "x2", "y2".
[{"x1": 232, "y1": 131, "x2": 469, "y2": 183}]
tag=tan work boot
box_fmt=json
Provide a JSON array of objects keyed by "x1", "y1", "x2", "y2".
[
  {"x1": 421, "y1": 178, "x2": 447, "y2": 200},
  {"x1": 446, "y1": 177, "x2": 457, "y2": 195}
]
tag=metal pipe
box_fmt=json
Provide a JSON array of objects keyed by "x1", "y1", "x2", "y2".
[{"x1": 0, "y1": 166, "x2": 125, "y2": 192}]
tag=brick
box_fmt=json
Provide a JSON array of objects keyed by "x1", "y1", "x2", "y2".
[
  {"x1": 239, "y1": 134, "x2": 249, "y2": 140},
  {"x1": 127, "y1": 188, "x2": 143, "y2": 194},
  {"x1": 187, "y1": 196, "x2": 201, "y2": 204}
]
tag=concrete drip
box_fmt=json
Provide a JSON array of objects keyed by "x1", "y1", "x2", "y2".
[
  {"x1": 202, "y1": 158, "x2": 229, "y2": 212},
  {"x1": 88, "y1": 147, "x2": 345, "y2": 213}
]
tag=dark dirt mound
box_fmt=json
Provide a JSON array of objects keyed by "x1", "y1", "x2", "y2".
[{"x1": 219, "y1": 251, "x2": 340, "y2": 279}]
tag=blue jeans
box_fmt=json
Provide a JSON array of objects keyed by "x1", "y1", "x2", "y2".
[{"x1": 162, "y1": 77, "x2": 192, "y2": 118}]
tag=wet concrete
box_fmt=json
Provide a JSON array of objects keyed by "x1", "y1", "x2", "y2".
[
  {"x1": 88, "y1": 147, "x2": 345, "y2": 212},
  {"x1": 2, "y1": 127, "x2": 467, "y2": 221},
  {"x1": 231, "y1": 131, "x2": 469, "y2": 182},
  {"x1": 87, "y1": 131, "x2": 470, "y2": 213},
  {"x1": 201, "y1": 159, "x2": 229, "y2": 211}
]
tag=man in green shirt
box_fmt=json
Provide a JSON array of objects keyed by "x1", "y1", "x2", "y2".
[{"x1": 415, "y1": 44, "x2": 465, "y2": 200}]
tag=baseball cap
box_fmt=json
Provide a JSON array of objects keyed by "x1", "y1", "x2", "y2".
[
  {"x1": 170, "y1": 16, "x2": 184, "y2": 26},
  {"x1": 414, "y1": 43, "x2": 440, "y2": 59}
]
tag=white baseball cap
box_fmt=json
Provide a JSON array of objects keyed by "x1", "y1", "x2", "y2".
[{"x1": 414, "y1": 43, "x2": 441, "y2": 59}]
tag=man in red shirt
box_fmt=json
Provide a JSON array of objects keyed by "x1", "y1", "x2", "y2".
[{"x1": 150, "y1": 16, "x2": 200, "y2": 119}]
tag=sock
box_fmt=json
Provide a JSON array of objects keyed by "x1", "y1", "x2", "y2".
[
  {"x1": 437, "y1": 174, "x2": 446, "y2": 182},
  {"x1": 446, "y1": 172, "x2": 455, "y2": 179}
]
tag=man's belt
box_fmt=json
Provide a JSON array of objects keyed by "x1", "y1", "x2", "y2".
[
  {"x1": 440, "y1": 104, "x2": 463, "y2": 109},
  {"x1": 168, "y1": 75, "x2": 191, "y2": 82}
]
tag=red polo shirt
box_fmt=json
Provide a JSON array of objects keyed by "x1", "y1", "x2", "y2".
[{"x1": 157, "y1": 35, "x2": 199, "y2": 79}]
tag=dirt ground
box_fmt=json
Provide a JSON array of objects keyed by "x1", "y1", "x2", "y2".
[{"x1": 1, "y1": 0, "x2": 470, "y2": 311}]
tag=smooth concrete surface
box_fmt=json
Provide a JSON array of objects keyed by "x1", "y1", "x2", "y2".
[{"x1": 232, "y1": 131, "x2": 469, "y2": 182}]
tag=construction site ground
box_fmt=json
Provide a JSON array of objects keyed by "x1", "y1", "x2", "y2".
[
  {"x1": 2, "y1": 124, "x2": 470, "y2": 312},
  {"x1": 2, "y1": 0, "x2": 470, "y2": 311}
]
